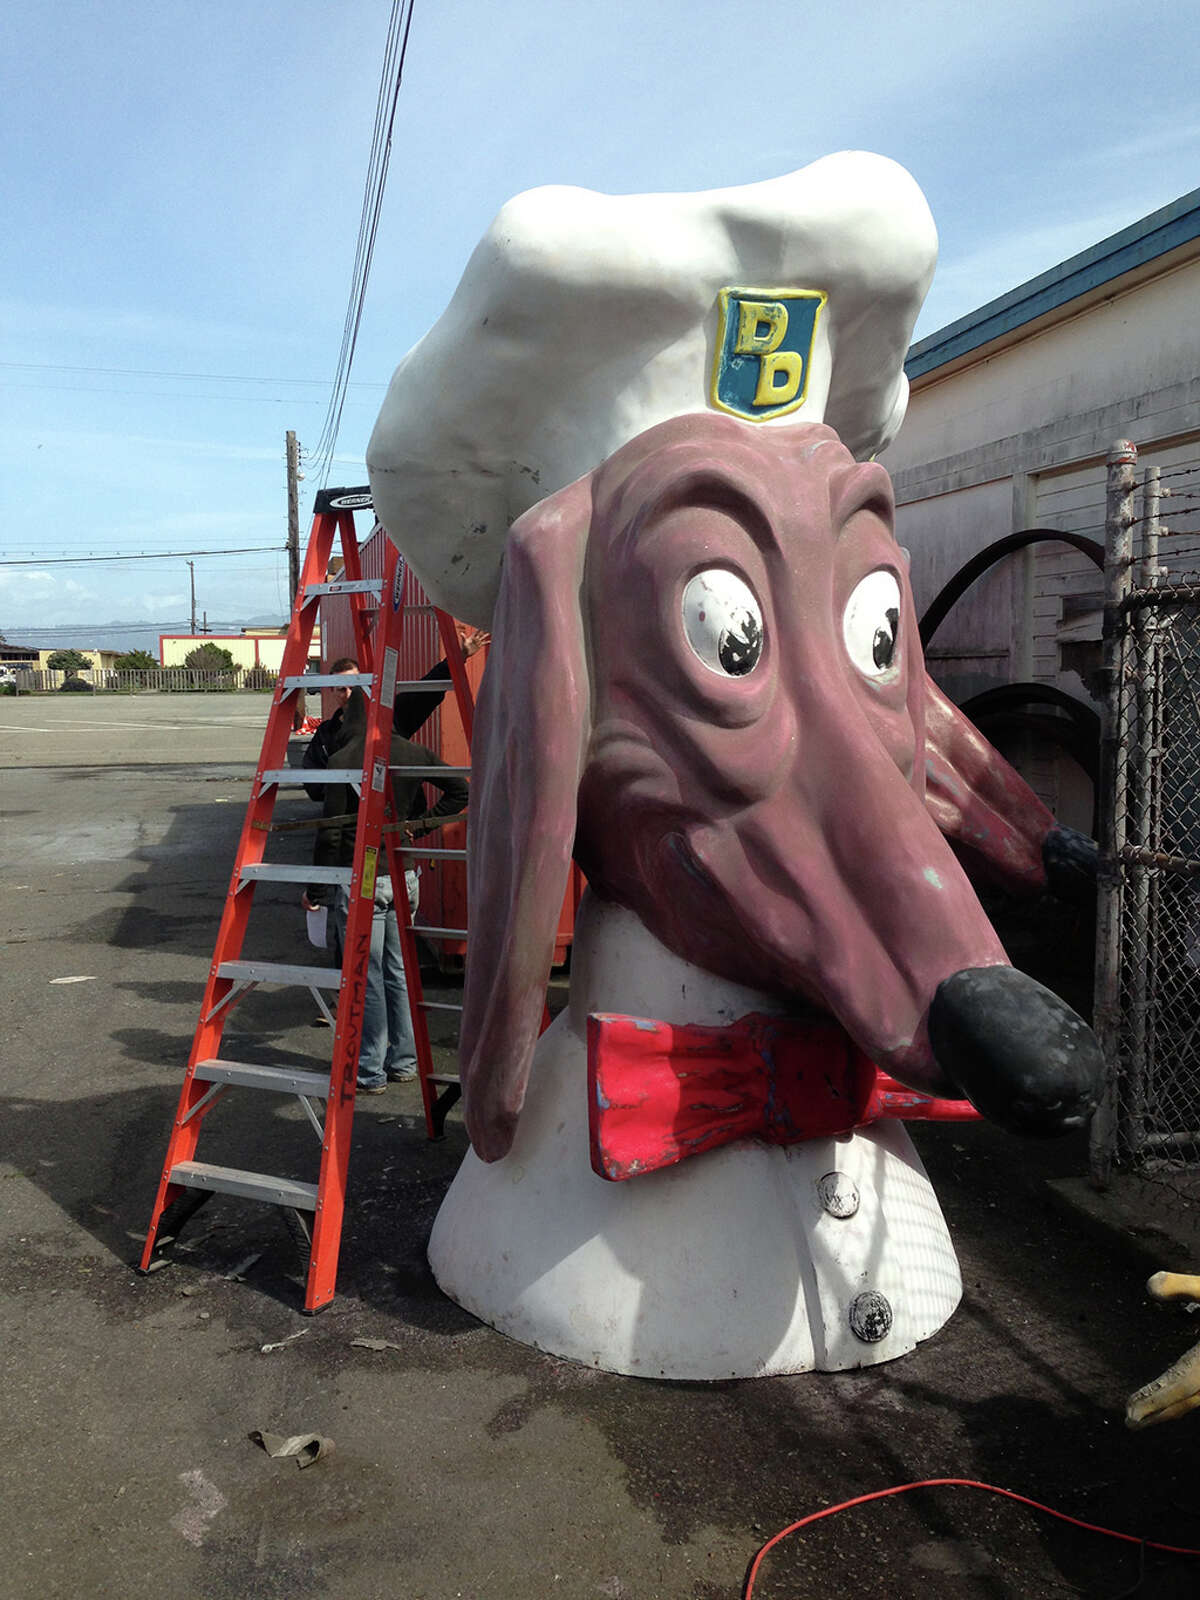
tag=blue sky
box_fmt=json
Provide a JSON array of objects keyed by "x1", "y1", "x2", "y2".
[{"x1": 3, "y1": 0, "x2": 1199, "y2": 649}]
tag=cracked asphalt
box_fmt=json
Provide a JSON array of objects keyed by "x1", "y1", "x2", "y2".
[{"x1": 1, "y1": 691, "x2": 1199, "y2": 1599}]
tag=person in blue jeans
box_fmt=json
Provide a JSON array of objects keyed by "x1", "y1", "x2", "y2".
[
  {"x1": 303, "y1": 686, "x2": 468, "y2": 1093},
  {"x1": 329, "y1": 867, "x2": 423, "y2": 1088}
]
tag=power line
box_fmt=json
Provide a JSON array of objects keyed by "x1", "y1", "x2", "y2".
[
  {"x1": 6, "y1": 544, "x2": 278, "y2": 554},
  {"x1": 0, "y1": 381, "x2": 382, "y2": 407},
  {"x1": 0, "y1": 546, "x2": 283, "y2": 566},
  {"x1": 0, "y1": 360, "x2": 386, "y2": 389},
  {"x1": 5, "y1": 621, "x2": 192, "y2": 638},
  {"x1": 308, "y1": 0, "x2": 416, "y2": 487}
]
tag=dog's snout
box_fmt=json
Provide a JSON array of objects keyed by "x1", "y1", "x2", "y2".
[{"x1": 928, "y1": 966, "x2": 1103, "y2": 1137}]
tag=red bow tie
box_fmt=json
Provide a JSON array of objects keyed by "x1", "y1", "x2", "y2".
[{"x1": 586, "y1": 1010, "x2": 979, "y2": 1182}]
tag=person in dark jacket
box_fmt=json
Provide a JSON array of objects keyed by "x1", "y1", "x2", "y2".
[
  {"x1": 300, "y1": 630, "x2": 487, "y2": 801},
  {"x1": 300, "y1": 656, "x2": 359, "y2": 796},
  {"x1": 303, "y1": 687, "x2": 469, "y2": 1091}
]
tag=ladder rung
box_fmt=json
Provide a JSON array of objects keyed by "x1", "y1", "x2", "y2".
[
  {"x1": 282, "y1": 673, "x2": 373, "y2": 694},
  {"x1": 169, "y1": 1160, "x2": 318, "y2": 1211},
  {"x1": 412, "y1": 925, "x2": 469, "y2": 940},
  {"x1": 238, "y1": 864, "x2": 351, "y2": 886},
  {"x1": 390, "y1": 765, "x2": 470, "y2": 777},
  {"x1": 261, "y1": 767, "x2": 468, "y2": 785},
  {"x1": 259, "y1": 769, "x2": 349, "y2": 786},
  {"x1": 426, "y1": 1074, "x2": 461, "y2": 1087},
  {"x1": 303, "y1": 578, "x2": 382, "y2": 597},
  {"x1": 400, "y1": 847, "x2": 466, "y2": 859},
  {"x1": 393, "y1": 680, "x2": 455, "y2": 692},
  {"x1": 218, "y1": 960, "x2": 341, "y2": 989},
  {"x1": 194, "y1": 1059, "x2": 332, "y2": 1097},
  {"x1": 420, "y1": 1001, "x2": 464, "y2": 1013}
]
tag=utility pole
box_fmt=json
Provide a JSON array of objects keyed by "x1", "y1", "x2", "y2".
[
  {"x1": 188, "y1": 560, "x2": 197, "y2": 634},
  {"x1": 286, "y1": 431, "x2": 301, "y2": 604}
]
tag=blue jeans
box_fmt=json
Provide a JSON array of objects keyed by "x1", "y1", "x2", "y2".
[{"x1": 332, "y1": 871, "x2": 420, "y2": 1088}]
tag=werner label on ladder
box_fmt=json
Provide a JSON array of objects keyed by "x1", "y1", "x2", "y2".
[{"x1": 138, "y1": 489, "x2": 478, "y2": 1313}]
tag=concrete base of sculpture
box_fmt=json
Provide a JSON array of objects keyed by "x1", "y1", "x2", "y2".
[{"x1": 428, "y1": 893, "x2": 961, "y2": 1379}]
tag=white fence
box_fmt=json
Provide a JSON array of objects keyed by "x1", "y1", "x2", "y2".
[{"x1": 2, "y1": 667, "x2": 279, "y2": 694}]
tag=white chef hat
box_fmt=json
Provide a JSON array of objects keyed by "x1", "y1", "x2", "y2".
[{"x1": 366, "y1": 150, "x2": 936, "y2": 626}]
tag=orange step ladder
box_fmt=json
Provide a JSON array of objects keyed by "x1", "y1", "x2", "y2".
[{"x1": 138, "y1": 488, "x2": 475, "y2": 1311}]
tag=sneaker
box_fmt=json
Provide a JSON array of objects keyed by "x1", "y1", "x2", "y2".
[
  {"x1": 387, "y1": 1067, "x2": 418, "y2": 1082},
  {"x1": 357, "y1": 1082, "x2": 387, "y2": 1095}
]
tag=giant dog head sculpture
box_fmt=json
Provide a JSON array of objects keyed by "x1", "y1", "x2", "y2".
[{"x1": 462, "y1": 411, "x2": 1102, "y2": 1161}]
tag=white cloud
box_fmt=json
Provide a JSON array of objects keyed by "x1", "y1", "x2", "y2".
[
  {"x1": 0, "y1": 567, "x2": 99, "y2": 628},
  {"x1": 136, "y1": 591, "x2": 188, "y2": 614},
  {"x1": 0, "y1": 298, "x2": 268, "y2": 357},
  {"x1": 0, "y1": 569, "x2": 56, "y2": 588}
]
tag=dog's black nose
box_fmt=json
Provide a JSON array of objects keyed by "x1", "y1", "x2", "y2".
[{"x1": 929, "y1": 966, "x2": 1104, "y2": 1137}]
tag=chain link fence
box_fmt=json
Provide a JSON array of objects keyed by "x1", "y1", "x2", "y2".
[{"x1": 1091, "y1": 445, "x2": 1200, "y2": 1212}]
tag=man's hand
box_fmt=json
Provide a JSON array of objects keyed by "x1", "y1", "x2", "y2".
[
  {"x1": 301, "y1": 892, "x2": 320, "y2": 912},
  {"x1": 457, "y1": 624, "x2": 491, "y2": 660}
]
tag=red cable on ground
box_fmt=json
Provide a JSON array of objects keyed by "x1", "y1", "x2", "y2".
[{"x1": 742, "y1": 1477, "x2": 1200, "y2": 1598}]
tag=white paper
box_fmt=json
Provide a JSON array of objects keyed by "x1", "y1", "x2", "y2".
[{"x1": 306, "y1": 905, "x2": 328, "y2": 949}]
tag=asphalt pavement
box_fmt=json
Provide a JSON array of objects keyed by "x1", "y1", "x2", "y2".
[{"x1": 1, "y1": 691, "x2": 1199, "y2": 1599}]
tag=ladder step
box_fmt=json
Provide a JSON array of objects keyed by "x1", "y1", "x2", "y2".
[
  {"x1": 218, "y1": 959, "x2": 341, "y2": 989},
  {"x1": 303, "y1": 578, "x2": 382, "y2": 597},
  {"x1": 400, "y1": 847, "x2": 466, "y2": 859},
  {"x1": 390, "y1": 765, "x2": 470, "y2": 777},
  {"x1": 259, "y1": 768, "x2": 351, "y2": 786},
  {"x1": 284, "y1": 672, "x2": 373, "y2": 691},
  {"x1": 393, "y1": 679, "x2": 456, "y2": 692},
  {"x1": 169, "y1": 1160, "x2": 318, "y2": 1211},
  {"x1": 238, "y1": 864, "x2": 351, "y2": 886},
  {"x1": 195, "y1": 1059, "x2": 332, "y2": 1097},
  {"x1": 412, "y1": 925, "x2": 469, "y2": 940},
  {"x1": 420, "y1": 1000, "x2": 464, "y2": 1013},
  {"x1": 426, "y1": 1074, "x2": 461, "y2": 1087},
  {"x1": 262, "y1": 766, "x2": 468, "y2": 785}
]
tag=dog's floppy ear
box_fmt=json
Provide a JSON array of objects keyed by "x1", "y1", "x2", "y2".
[
  {"x1": 922, "y1": 674, "x2": 1056, "y2": 896},
  {"x1": 460, "y1": 474, "x2": 594, "y2": 1161}
]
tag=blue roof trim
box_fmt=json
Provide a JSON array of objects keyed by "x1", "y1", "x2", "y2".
[{"x1": 906, "y1": 188, "x2": 1200, "y2": 379}]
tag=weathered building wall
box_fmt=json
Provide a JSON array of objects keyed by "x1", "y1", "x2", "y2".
[{"x1": 880, "y1": 197, "x2": 1200, "y2": 827}]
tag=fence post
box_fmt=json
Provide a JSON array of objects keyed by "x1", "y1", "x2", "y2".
[
  {"x1": 1090, "y1": 440, "x2": 1138, "y2": 1185},
  {"x1": 1124, "y1": 465, "x2": 1168, "y2": 1167},
  {"x1": 1141, "y1": 467, "x2": 1166, "y2": 1139}
]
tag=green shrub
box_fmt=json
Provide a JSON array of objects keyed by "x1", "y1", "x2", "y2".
[
  {"x1": 47, "y1": 648, "x2": 92, "y2": 673},
  {"x1": 184, "y1": 643, "x2": 236, "y2": 672}
]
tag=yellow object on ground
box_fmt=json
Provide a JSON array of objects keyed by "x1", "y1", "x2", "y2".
[{"x1": 1125, "y1": 1271, "x2": 1200, "y2": 1429}]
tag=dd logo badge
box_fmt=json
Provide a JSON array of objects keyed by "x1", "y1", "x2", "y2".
[{"x1": 711, "y1": 287, "x2": 826, "y2": 422}]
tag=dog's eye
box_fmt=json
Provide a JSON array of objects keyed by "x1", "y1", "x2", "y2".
[
  {"x1": 843, "y1": 569, "x2": 901, "y2": 679},
  {"x1": 682, "y1": 570, "x2": 763, "y2": 677}
]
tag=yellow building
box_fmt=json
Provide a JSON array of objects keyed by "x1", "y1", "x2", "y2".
[{"x1": 157, "y1": 626, "x2": 319, "y2": 671}]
